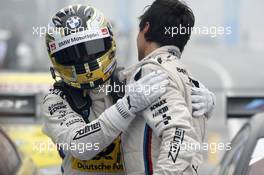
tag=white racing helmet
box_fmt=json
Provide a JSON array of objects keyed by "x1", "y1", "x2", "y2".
[{"x1": 45, "y1": 4, "x2": 117, "y2": 89}]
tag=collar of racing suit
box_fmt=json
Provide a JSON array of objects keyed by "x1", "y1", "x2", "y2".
[
  {"x1": 119, "y1": 45, "x2": 181, "y2": 80},
  {"x1": 143, "y1": 45, "x2": 181, "y2": 61}
]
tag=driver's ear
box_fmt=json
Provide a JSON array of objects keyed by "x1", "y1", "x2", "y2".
[{"x1": 142, "y1": 22, "x2": 150, "y2": 34}]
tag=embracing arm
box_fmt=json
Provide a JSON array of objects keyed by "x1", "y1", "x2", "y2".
[
  {"x1": 191, "y1": 80, "x2": 216, "y2": 118},
  {"x1": 42, "y1": 89, "x2": 134, "y2": 160},
  {"x1": 42, "y1": 71, "x2": 169, "y2": 160}
]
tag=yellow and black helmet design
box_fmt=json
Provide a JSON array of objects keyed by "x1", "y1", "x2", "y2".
[{"x1": 45, "y1": 4, "x2": 117, "y2": 89}]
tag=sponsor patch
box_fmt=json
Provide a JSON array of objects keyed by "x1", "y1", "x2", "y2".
[
  {"x1": 58, "y1": 110, "x2": 74, "y2": 119},
  {"x1": 48, "y1": 101, "x2": 67, "y2": 115},
  {"x1": 71, "y1": 138, "x2": 124, "y2": 173},
  {"x1": 73, "y1": 122, "x2": 101, "y2": 140},
  {"x1": 66, "y1": 16, "x2": 82, "y2": 30},
  {"x1": 101, "y1": 27, "x2": 109, "y2": 35},
  {"x1": 162, "y1": 114, "x2": 171, "y2": 125},
  {"x1": 66, "y1": 118, "x2": 84, "y2": 127},
  {"x1": 49, "y1": 27, "x2": 110, "y2": 54},
  {"x1": 150, "y1": 99, "x2": 167, "y2": 111},
  {"x1": 152, "y1": 106, "x2": 169, "y2": 118},
  {"x1": 168, "y1": 128, "x2": 185, "y2": 163},
  {"x1": 49, "y1": 42, "x2": 56, "y2": 52}
]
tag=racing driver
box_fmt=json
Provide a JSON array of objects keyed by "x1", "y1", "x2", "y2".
[
  {"x1": 120, "y1": 0, "x2": 211, "y2": 174},
  {"x1": 42, "y1": 4, "x2": 215, "y2": 175}
]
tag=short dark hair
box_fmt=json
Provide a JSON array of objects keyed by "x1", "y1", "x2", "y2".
[{"x1": 139, "y1": 0, "x2": 195, "y2": 52}]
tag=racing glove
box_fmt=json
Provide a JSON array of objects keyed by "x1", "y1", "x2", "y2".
[
  {"x1": 191, "y1": 82, "x2": 216, "y2": 118},
  {"x1": 115, "y1": 69, "x2": 169, "y2": 118}
]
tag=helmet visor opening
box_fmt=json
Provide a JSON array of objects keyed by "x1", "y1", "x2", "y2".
[{"x1": 53, "y1": 37, "x2": 112, "y2": 66}]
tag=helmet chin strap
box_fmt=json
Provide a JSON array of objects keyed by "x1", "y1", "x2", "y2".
[{"x1": 50, "y1": 67, "x2": 62, "y2": 82}]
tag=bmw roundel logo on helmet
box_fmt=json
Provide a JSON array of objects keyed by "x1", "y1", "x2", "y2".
[{"x1": 66, "y1": 16, "x2": 82, "y2": 30}]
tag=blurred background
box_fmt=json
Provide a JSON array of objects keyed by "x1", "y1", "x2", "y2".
[{"x1": 0, "y1": 0, "x2": 263, "y2": 175}]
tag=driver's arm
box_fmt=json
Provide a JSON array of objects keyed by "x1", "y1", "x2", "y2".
[{"x1": 42, "y1": 71, "x2": 168, "y2": 160}]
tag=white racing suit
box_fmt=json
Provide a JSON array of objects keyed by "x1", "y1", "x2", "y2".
[
  {"x1": 120, "y1": 45, "x2": 207, "y2": 174},
  {"x1": 43, "y1": 88, "x2": 126, "y2": 174}
]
